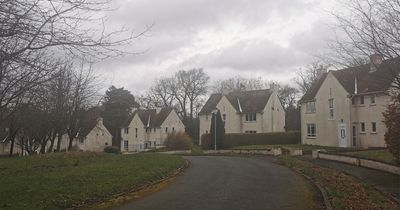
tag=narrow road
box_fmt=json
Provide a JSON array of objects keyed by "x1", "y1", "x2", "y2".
[{"x1": 112, "y1": 156, "x2": 324, "y2": 210}]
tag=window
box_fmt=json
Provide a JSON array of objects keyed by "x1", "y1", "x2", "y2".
[
  {"x1": 245, "y1": 131, "x2": 257, "y2": 134},
  {"x1": 360, "y1": 122, "x2": 366, "y2": 133},
  {"x1": 245, "y1": 113, "x2": 257, "y2": 122},
  {"x1": 135, "y1": 128, "x2": 138, "y2": 138},
  {"x1": 223, "y1": 114, "x2": 226, "y2": 121},
  {"x1": 307, "y1": 124, "x2": 316, "y2": 137},
  {"x1": 79, "y1": 138, "x2": 84, "y2": 144},
  {"x1": 105, "y1": 142, "x2": 108, "y2": 146},
  {"x1": 371, "y1": 122, "x2": 377, "y2": 133},
  {"x1": 370, "y1": 95, "x2": 375, "y2": 104},
  {"x1": 205, "y1": 130, "x2": 208, "y2": 134},
  {"x1": 328, "y1": 99, "x2": 334, "y2": 119},
  {"x1": 153, "y1": 128, "x2": 156, "y2": 133},
  {"x1": 124, "y1": 140, "x2": 128, "y2": 150},
  {"x1": 165, "y1": 127, "x2": 168, "y2": 133},
  {"x1": 352, "y1": 97, "x2": 356, "y2": 105},
  {"x1": 172, "y1": 127, "x2": 175, "y2": 132},
  {"x1": 306, "y1": 101, "x2": 316, "y2": 113},
  {"x1": 360, "y1": 96, "x2": 364, "y2": 105},
  {"x1": 124, "y1": 127, "x2": 129, "y2": 134}
]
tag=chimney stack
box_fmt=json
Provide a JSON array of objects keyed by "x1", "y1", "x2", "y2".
[
  {"x1": 370, "y1": 54, "x2": 383, "y2": 73},
  {"x1": 270, "y1": 82, "x2": 278, "y2": 93}
]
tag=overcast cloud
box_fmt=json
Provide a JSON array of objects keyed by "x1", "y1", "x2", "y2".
[{"x1": 94, "y1": 0, "x2": 337, "y2": 94}]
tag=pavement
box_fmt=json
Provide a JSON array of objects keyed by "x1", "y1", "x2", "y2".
[
  {"x1": 111, "y1": 156, "x2": 324, "y2": 210},
  {"x1": 306, "y1": 157, "x2": 400, "y2": 200}
]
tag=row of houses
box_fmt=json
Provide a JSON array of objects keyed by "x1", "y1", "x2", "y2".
[
  {"x1": 198, "y1": 54, "x2": 398, "y2": 149},
  {"x1": 1, "y1": 54, "x2": 397, "y2": 155}
]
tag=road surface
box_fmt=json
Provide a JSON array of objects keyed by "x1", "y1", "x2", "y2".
[{"x1": 112, "y1": 156, "x2": 324, "y2": 210}]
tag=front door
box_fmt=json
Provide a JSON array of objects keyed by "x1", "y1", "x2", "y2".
[
  {"x1": 338, "y1": 123, "x2": 347, "y2": 147},
  {"x1": 352, "y1": 125, "x2": 357, "y2": 147}
]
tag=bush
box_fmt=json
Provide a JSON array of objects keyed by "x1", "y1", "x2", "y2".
[
  {"x1": 200, "y1": 134, "x2": 212, "y2": 149},
  {"x1": 103, "y1": 146, "x2": 120, "y2": 154},
  {"x1": 383, "y1": 104, "x2": 400, "y2": 164},
  {"x1": 165, "y1": 132, "x2": 193, "y2": 150}
]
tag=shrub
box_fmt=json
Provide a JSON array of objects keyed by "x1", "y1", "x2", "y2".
[
  {"x1": 224, "y1": 131, "x2": 300, "y2": 148},
  {"x1": 165, "y1": 132, "x2": 193, "y2": 150},
  {"x1": 103, "y1": 146, "x2": 120, "y2": 154},
  {"x1": 200, "y1": 133, "x2": 212, "y2": 149},
  {"x1": 383, "y1": 104, "x2": 400, "y2": 164}
]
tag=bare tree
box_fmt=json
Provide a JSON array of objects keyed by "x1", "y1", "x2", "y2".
[
  {"x1": 294, "y1": 61, "x2": 329, "y2": 94},
  {"x1": 212, "y1": 76, "x2": 270, "y2": 93},
  {"x1": 278, "y1": 85, "x2": 299, "y2": 110}
]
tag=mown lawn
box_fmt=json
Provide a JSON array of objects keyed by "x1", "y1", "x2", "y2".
[
  {"x1": 278, "y1": 156, "x2": 399, "y2": 210},
  {"x1": 0, "y1": 152, "x2": 185, "y2": 210},
  {"x1": 345, "y1": 149, "x2": 396, "y2": 164}
]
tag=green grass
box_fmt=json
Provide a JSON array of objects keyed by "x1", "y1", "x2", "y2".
[
  {"x1": 232, "y1": 144, "x2": 349, "y2": 154},
  {"x1": 190, "y1": 145, "x2": 204, "y2": 155},
  {"x1": 0, "y1": 152, "x2": 185, "y2": 210},
  {"x1": 345, "y1": 149, "x2": 396, "y2": 164}
]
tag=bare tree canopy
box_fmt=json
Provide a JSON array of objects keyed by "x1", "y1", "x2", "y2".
[
  {"x1": 212, "y1": 76, "x2": 270, "y2": 93},
  {"x1": 327, "y1": 0, "x2": 400, "y2": 67},
  {"x1": 294, "y1": 61, "x2": 329, "y2": 94}
]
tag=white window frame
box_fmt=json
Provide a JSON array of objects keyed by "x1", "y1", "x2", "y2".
[
  {"x1": 307, "y1": 123, "x2": 316, "y2": 138},
  {"x1": 371, "y1": 122, "x2": 377, "y2": 133},
  {"x1": 328, "y1": 98, "x2": 334, "y2": 119},
  {"x1": 245, "y1": 113, "x2": 257, "y2": 122},
  {"x1": 124, "y1": 140, "x2": 128, "y2": 150},
  {"x1": 124, "y1": 127, "x2": 129, "y2": 134},
  {"x1": 360, "y1": 122, "x2": 366, "y2": 133},
  {"x1": 306, "y1": 101, "x2": 316, "y2": 113}
]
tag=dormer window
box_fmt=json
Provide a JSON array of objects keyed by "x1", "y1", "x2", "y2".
[
  {"x1": 245, "y1": 113, "x2": 256, "y2": 122},
  {"x1": 124, "y1": 127, "x2": 129, "y2": 134}
]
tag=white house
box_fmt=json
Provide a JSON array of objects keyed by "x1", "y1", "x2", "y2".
[
  {"x1": 299, "y1": 55, "x2": 400, "y2": 148},
  {"x1": 198, "y1": 87, "x2": 285, "y2": 144},
  {"x1": 120, "y1": 107, "x2": 185, "y2": 152}
]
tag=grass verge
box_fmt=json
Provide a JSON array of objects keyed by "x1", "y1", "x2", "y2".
[
  {"x1": 0, "y1": 152, "x2": 185, "y2": 210},
  {"x1": 277, "y1": 156, "x2": 399, "y2": 210},
  {"x1": 344, "y1": 149, "x2": 396, "y2": 165},
  {"x1": 190, "y1": 145, "x2": 204, "y2": 155},
  {"x1": 232, "y1": 144, "x2": 363, "y2": 154}
]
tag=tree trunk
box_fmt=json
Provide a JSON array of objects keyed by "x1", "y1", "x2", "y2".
[
  {"x1": 8, "y1": 136, "x2": 15, "y2": 157},
  {"x1": 48, "y1": 132, "x2": 56, "y2": 153},
  {"x1": 56, "y1": 133, "x2": 62, "y2": 152}
]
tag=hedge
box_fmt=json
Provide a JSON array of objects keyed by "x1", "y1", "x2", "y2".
[{"x1": 201, "y1": 131, "x2": 300, "y2": 149}]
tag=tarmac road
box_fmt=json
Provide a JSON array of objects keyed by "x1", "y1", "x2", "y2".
[{"x1": 111, "y1": 156, "x2": 324, "y2": 210}]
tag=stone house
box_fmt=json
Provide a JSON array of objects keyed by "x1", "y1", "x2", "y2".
[
  {"x1": 299, "y1": 55, "x2": 400, "y2": 148},
  {"x1": 120, "y1": 107, "x2": 185, "y2": 152},
  {"x1": 74, "y1": 117, "x2": 112, "y2": 152},
  {"x1": 198, "y1": 87, "x2": 285, "y2": 144}
]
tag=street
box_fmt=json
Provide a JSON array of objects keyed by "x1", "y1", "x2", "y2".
[{"x1": 112, "y1": 156, "x2": 324, "y2": 210}]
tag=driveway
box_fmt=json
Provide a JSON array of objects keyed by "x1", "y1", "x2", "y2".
[{"x1": 111, "y1": 156, "x2": 324, "y2": 210}]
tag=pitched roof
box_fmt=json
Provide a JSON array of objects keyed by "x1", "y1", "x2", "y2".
[
  {"x1": 199, "y1": 89, "x2": 273, "y2": 115},
  {"x1": 300, "y1": 57, "x2": 400, "y2": 102},
  {"x1": 122, "y1": 107, "x2": 174, "y2": 128}
]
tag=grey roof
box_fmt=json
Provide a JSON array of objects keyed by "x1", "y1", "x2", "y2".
[
  {"x1": 199, "y1": 89, "x2": 273, "y2": 115},
  {"x1": 300, "y1": 57, "x2": 400, "y2": 102},
  {"x1": 122, "y1": 107, "x2": 174, "y2": 128}
]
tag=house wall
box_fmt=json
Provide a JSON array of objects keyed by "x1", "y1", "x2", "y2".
[
  {"x1": 199, "y1": 91, "x2": 285, "y2": 144},
  {"x1": 262, "y1": 91, "x2": 285, "y2": 132},
  {"x1": 77, "y1": 121, "x2": 112, "y2": 152},
  {"x1": 121, "y1": 114, "x2": 145, "y2": 152},
  {"x1": 301, "y1": 73, "x2": 352, "y2": 147},
  {"x1": 301, "y1": 72, "x2": 388, "y2": 148},
  {"x1": 158, "y1": 110, "x2": 185, "y2": 145},
  {"x1": 351, "y1": 93, "x2": 389, "y2": 148}
]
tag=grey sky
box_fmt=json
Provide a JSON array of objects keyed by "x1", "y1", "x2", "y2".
[{"x1": 95, "y1": 0, "x2": 337, "y2": 95}]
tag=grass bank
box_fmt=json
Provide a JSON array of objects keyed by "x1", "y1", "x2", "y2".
[
  {"x1": 0, "y1": 152, "x2": 185, "y2": 210},
  {"x1": 344, "y1": 149, "x2": 396, "y2": 165},
  {"x1": 278, "y1": 156, "x2": 399, "y2": 210}
]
